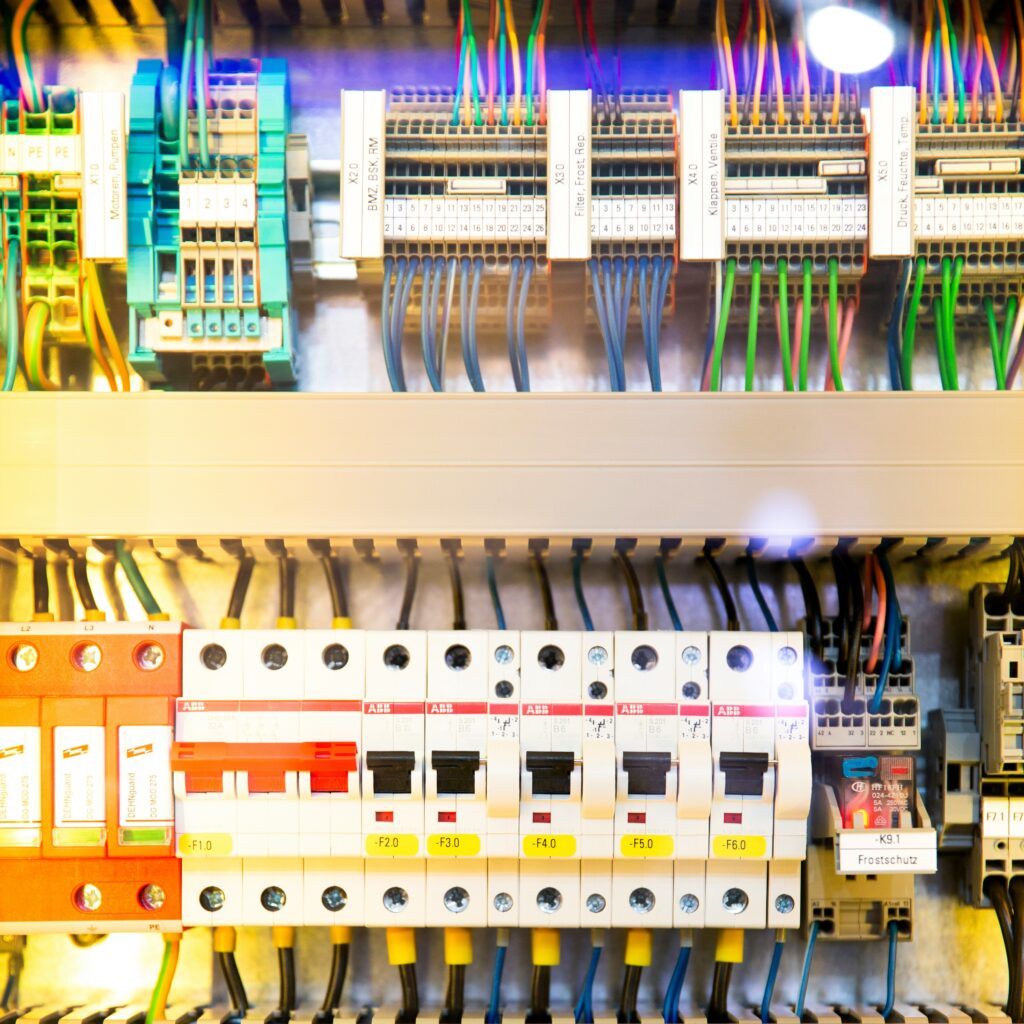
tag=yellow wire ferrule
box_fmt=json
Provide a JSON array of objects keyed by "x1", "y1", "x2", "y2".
[
  {"x1": 531, "y1": 928, "x2": 560, "y2": 966},
  {"x1": 330, "y1": 925, "x2": 353, "y2": 944},
  {"x1": 624, "y1": 929, "x2": 652, "y2": 967},
  {"x1": 276, "y1": 616, "x2": 298, "y2": 630},
  {"x1": 148, "y1": 612, "x2": 171, "y2": 622},
  {"x1": 444, "y1": 927, "x2": 473, "y2": 966},
  {"x1": 715, "y1": 928, "x2": 745, "y2": 964},
  {"x1": 84, "y1": 609, "x2": 106, "y2": 622},
  {"x1": 272, "y1": 926, "x2": 296, "y2": 949},
  {"x1": 332, "y1": 616, "x2": 353, "y2": 630},
  {"x1": 775, "y1": 928, "x2": 787, "y2": 944},
  {"x1": 31, "y1": 612, "x2": 54, "y2": 622},
  {"x1": 386, "y1": 927, "x2": 417, "y2": 966},
  {"x1": 220, "y1": 617, "x2": 241, "y2": 630},
  {"x1": 213, "y1": 926, "x2": 237, "y2": 954}
]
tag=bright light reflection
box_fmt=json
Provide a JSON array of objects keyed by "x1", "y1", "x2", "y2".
[{"x1": 806, "y1": 5, "x2": 895, "y2": 74}]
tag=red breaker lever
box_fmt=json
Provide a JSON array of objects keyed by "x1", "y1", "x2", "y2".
[{"x1": 171, "y1": 741, "x2": 358, "y2": 795}]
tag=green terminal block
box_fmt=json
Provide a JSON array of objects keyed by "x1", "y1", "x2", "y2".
[{"x1": 127, "y1": 57, "x2": 299, "y2": 388}]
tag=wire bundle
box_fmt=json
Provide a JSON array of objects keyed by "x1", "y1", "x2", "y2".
[
  {"x1": 506, "y1": 256, "x2": 535, "y2": 391},
  {"x1": 421, "y1": 256, "x2": 457, "y2": 392},
  {"x1": 637, "y1": 256, "x2": 674, "y2": 391}
]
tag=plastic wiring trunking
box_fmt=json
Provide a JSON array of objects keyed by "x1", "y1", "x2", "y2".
[{"x1": 0, "y1": 621, "x2": 182, "y2": 932}]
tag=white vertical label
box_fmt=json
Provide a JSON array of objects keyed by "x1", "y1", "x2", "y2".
[
  {"x1": 118, "y1": 725, "x2": 173, "y2": 827},
  {"x1": 869, "y1": 86, "x2": 915, "y2": 258},
  {"x1": 547, "y1": 89, "x2": 592, "y2": 260},
  {"x1": 0, "y1": 727, "x2": 41, "y2": 826},
  {"x1": 53, "y1": 725, "x2": 105, "y2": 827},
  {"x1": 680, "y1": 90, "x2": 725, "y2": 261},
  {"x1": 81, "y1": 92, "x2": 126, "y2": 261},
  {"x1": 340, "y1": 90, "x2": 386, "y2": 260}
]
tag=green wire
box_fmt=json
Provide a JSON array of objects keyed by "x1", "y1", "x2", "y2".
[
  {"x1": 902, "y1": 256, "x2": 926, "y2": 390},
  {"x1": 710, "y1": 258, "x2": 736, "y2": 391},
  {"x1": 178, "y1": 0, "x2": 196, "y2": 166},
  {"x1": 826, "y1": 257, "x2": 842, "y2": 391},
  {"x1": 18, "y1": 0, "x2": 42, "y2": 112},
  {"x1": 194, "y1": 0, "x2": 211, "y2": 168},
  {"x1": 984, "y1": 297, "x2": 1005, "y2": 390},
  {"x1": 159, "y1": 67, "x2": 180, "y2": 143},
  {"x1": 145, "y1": 938, "x2": 175, "y2": 1024},
  {"x1": 524, "y1": 0, "x2": 544, "y2": 126},
  {"x1": 745, "y1": 258, "x2": 761, "y2": 391},
  {"x1": 1000, "y1": 297, "x2": 1018, "y2": 387},
  {"x1": 2, "y1": 239, "x2": 18, "y2": 392},
  {"x1": 800, "y1": 257, "x2": 812, "y2": 392},
  {"x1": 461, "y1": 0, "x2": 484, "y2": 126},
  {"x1": 115, "y1": 540, "x2": 162, "y2": 617},
  {"x1": 655, "y1": 554, "x2": 682, "y2": 631},
  {"x1": 931, "y1": 29, "x2": 940, "y2": 124},
  {"x1": 777, "y1": 258, "x2": 794, "y2": 391},
  {"x1": 932, "y1": 296, "x2": 949, "y2": 390},
  {"x1": 941, "y1": 0, "x2": 966, "y2": 124},
  {"x1": 946, "y1": 254, "x2": 963, "y2": 389}
]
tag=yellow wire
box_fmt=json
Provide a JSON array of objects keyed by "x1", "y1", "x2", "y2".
[
  {"x1": 716, "y1": 0, "x2": 739, "y2": 126},
  {"x1": 972, "y1": 0, "x2": 1003, "y2": 119},
  {"x1": 764, "y1": 0, "x2": 785, "y2": 124},
  {"x1": 920, "y1": 0, "x2": 933, "y2": 124},
  {"x1": 934, "y1": 0, "x2": 956, "y2": 123},
  {"x1": 82, "y1": 274, "x2": 118, "y2": 391},
  {"x1": 502, "y1": 0, "x2": 522, "y2": 126},
  {"x1": 751, "y1": 0, "x2": 767, "y2": 126},
  {"x1": 152, "y1": 934, "x2": 181, "y2": 1023},
  {"x1": 830, "y1": 70, "x2": 841, "y2": 124},
  {"x1": 795, "y1": 0, "x2": 811, "y2": 124},
  {"x1": 1013, "y1": 0, "x2": 1024, "y2": 110},
  {"x1": 85, "y1": 262, "x2": 130, "y2": 392},
  {"x1": 24, "y1": 302, "x2": 56, "y2": 390},
  {"x1": 12, "y1": 0, "x2": 41, "y2": 113}
]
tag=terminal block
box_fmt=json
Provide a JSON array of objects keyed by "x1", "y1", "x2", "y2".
[
  {"x1": 870, "y1": 86, "x2": 1024, "y2": 317},
  {"x1": 680, "y1": 89, "x2": 867, "y2": 310},
  {"x1": 127, "y1": 58, "x2": 303, "y2": 389},
  {"x1": 809, "y1": 615, "x2": 920, "y2": 751},
  {"x1": 927, "y1": 707, "x2": 981, "y2": 851},
  {"x1": 0, "y1": 621, "x2": 182, "y2": 933}
]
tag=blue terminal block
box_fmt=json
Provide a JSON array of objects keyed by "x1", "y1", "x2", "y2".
[{"x1": 127, "y1": 57, "x2": 297, "y2": 389}]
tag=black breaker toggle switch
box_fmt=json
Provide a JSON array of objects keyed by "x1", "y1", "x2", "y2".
[
  {"x1": 431, "y1": 750, "x2": 481, "y2": 795},
  {"x1": 623, "y1": 750, "x2": 672, "y2": 796},
  {"x1": 366, "y1": 750, "x2": 417, "y2": 794},
  {"x1": 720, "y1": 751, "x2": 770, "y2": 797},
  {"x1": 525, "y1": 750, "x2": 576, "y2": 796}
]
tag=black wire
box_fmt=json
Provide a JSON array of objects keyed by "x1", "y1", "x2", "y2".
[
  {"x1": 791, "y1": 556, "x2": 823, "y2": 658},
  {"x1": 329, "y1": 943, "x2": 349, "y2": 1011},
  {"x1": 615, "y1": 550, "x2": 648, "y2": 630},
  {"x1": 532, "y1": 552, "x2": 558, "y2": 631},
  {"x1": 838, "y1": 549, "x2": 864, "y2": 715},
  {"x1": 226, "y1": 554, "x2": 255, "y2": 621},
  {"x1": 397, "y1": 550, "x2": 419, "y2": 630},
  {"x1": 218, "y1": 951, "x2": 249, "y2": 1014},
  {"x1": 831, "y1": 549, "x2": 851, "y2": 672},
  {"x1": 445, "y1": 546, "x2": 467, "y2": 630},
  {"x1": 701, "y1": 545, "x2": 739, "y2": 630},
  {"x1": 1005, "y1": 538, "x2": 1024, "y2": 606},
  {"x1": 277, "y1": 947, "x2": 296, "y2": 1013},
  {"x1": 277, "y1": 554, "x2": 297, "y2": 620},
  {"x1": 617, "y1": 964, "x2": 642, "y2": 1024},
  {"x1": 398, "y1": 963, "x2": 420, "y2": 1024},
  {"x1": 706, "y1": 962, "x2": 732, "y2": 1024},
  {"x1": 985, "y1": 876, "x2": 1015, "y2": 1015},
  {"x1": 1011, "y1": 878, "x2": 1024, "y2": 1023},
  {"x1": 526, "y1": 965, "x2": 552, "y2": 1024},
  {"x1": 320, "y1": 944, "x2": 341, "y2": 1014},
  {"x1": 32, "y1": 555, "x2": 48, "y2": 616},
  {"x1": 440, "y1": 964, "x2": 466, "y2": 1024},
  {"x1": 320, "y1": 554, "x2": 349, "y2": 621},
  {"x1": 71, "y1": 554, "x2": 98, "y2": 612}
]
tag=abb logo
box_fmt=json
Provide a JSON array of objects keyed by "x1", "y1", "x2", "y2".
[
  {"x1": 429, "y1": 702, "x2": 454, "y2": 714},
  {"x1": 617, "y1": 703, "x2": 645, "y2": 715},
  {"x1": 714, "y1": 705, "x2": 742, "y2": 717},
  {"x1": 179, "y1": 700, "x2": 206, "y2": 712},
  {"x1": 364, "y1": 702, "x2": 392, "y2": 714},
  {"x1": 127, "y1": 744, "x2": 153, "y2": 758},
  {"x1": 523, "y1": 704, "x2": 549, "y2": 715},
  {"x1": 62, "y1": 744, "x2": 89, "y2": 759}
]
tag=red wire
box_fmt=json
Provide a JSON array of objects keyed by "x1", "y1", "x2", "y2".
[
  {"x1": 573, "y1": 0, "x2": 593, "y2": 89},
  {"x1": 585, "y1": 0, "x2": 604, "y2": 80}
]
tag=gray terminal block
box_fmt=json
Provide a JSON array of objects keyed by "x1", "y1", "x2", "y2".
[{"x1": 927, "y1": 707, "x2": 981, "y2": 851}]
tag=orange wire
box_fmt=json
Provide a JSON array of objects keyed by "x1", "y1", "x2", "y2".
[
  {"x1": 765, "y1": 0, "x2": 785, "y2": 124},
  {"x1": 717, "y1": 0, "x2": 739, "y2": 126},
  {"x1": 1011, "y1": 0, "x2": 1023, "y2": 111},
  {"x1": 920, "y1": 0, "x2": 933, "y2": 123},
  {"x1": 487, "y1": 0, "x2": 497, "y2": 124},
  {"x1": 973, "y1": 0, "x2": 1004, "y2": 120},
  {"x1": 935, "y1": 0, "x2": 956, "y2": 124},
  {"x1": 537, "y1": 0, "x2": 551, "y2": 123},
  {"x1": 795, "y1": 0, "x2": 811, "y2": 124},
  {"x1": 751, "y1": 0, "x2": 767, "y2": 126},
  {"x1": 502, "y1": 0, "x2": 521, "y2": 126},
  {"x1": 867, "y1": 555, "x2": 887, "y2": 674},
  {"x1": 830, "y1": 70, "x2": 841, "y2": 125},
  {"x1": 862, "y1": 554, "x2": 875, "y2": 633}
]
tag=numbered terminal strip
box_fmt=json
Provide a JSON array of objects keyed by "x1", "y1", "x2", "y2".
[
  {"x1": 128, "y1": 59, "x2": 305, "y2": 389},
  {"x1": 0, "y1": 621, "x2": 183, "y2": 933}
]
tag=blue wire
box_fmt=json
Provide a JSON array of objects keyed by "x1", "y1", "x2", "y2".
[
  {"x1": 638, "y1": 256, "x2": 651, "y2": 358},
  {"x1": 656, "y1": 555, "x2": 683, "y2": 632},
  {"x1": 391, "y1": 256, "x2": 417, "y2": 392},
  {"x1": 421, "y1": 256, "x2": 437, "y2": 390},
  {"x1": 572, "y1": 550, "x2": 595, "y2": 631},
  {"x1": 746, "y1": 553, "x2": 778, "y2": 632},
  {"x1": 881, "y1": 921, "x2": 898, "y2": 1020},
  {"x1": 661, "y1": 945, "x2": 690, "y2": 1023},
  {"x1": 795, "y1": 920, "x2": 819, "y2": 1019},
  {"x1": 429, "y1": 257, "x2": 444, "y2": 387},
  {"x1": 469, "y1": 256, "x2": 485, "y2": 390},
  {"x1": 574, "y1": 944, "x2": 602, "y2": 1024},
  {"x1": 869, "y1": 550, "x2": 899, "y2": 714},
  {"x1": 381, "y1": 256, "x2": 402, "y2": 392},
  {"x1": 602, "y1": 257, "x2": 624, "y2": 390},
  {"x1": 486, "y1": 554, "x2": 507, "y2": 630},
  {"x1": 887, "y1": 259, "x2": 912, "y2": 390},
  {"x1": 760, "y1": 940, "x2": 785, "y2": 1024},
  {"x1": 440, "y1": 256, "x2": 457, "y2": 387},
  {"x1": 620, "y1": 256, "x2": 635, "y2": 353},
  {"x1": 459, "y1": 257, "x2": 485, "y2": 391},
  {"x1": 507, "y1": 257, "x2": 523, "y2": 390},
  {"x1": 517, "y1": 257, "x2": 534, "y2": 391},
  {"x1": 652, "y1": 257, "x2": 674, "y2": 392},
  {"x1": 498, "y1": 0, "x2": 508, "y2": 125},
  {"x1": 484, "y1": 943, "x2": 507, "y2": 1024},
  {"x1": 589, "y1": 258, "x2": 619, "y2": 391}
]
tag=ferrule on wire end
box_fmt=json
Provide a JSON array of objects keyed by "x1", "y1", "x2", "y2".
[
  {"x1": 589, "y1": 928, "x2": 605, "y2": 948},
  {"x1": 496, "y1": 927, "x2": 511, "y2": 948},
  {"x1": 332, "y1": 617, "x2": 353, "y2": 630},
  {"x1": 679, "y1": 929, "x2": 694, "y2": 949},
  {"x1": 531, "y1": 928, "x2": 560, "y2": 966},
  {"x1": 276, "y1": 616, "x2": 298, "y2": 630},
  {"x1": 774, "y1": 928, "x2": 786, "y2": 944},
  {"x1": 220, "y1": 617, "x2": 241, "y2": 630},
  {"x1": 213, "y1": 926, "x2": 237, "y2": 953},
  {"x1": 148, "y1": 612, "x2": 171, "y2": 621},
  {"x1": 84, "y1": 609, "x2": 106, "y2": 622},
  {"x1": 387, "y1": 927, "x2": 418, "y2": 965},
  {"x1": 330, "y1": 925, "x2": 352, "y2": 944},
  {"x1": 444, "y1": 928, "x2": 473, "y2": 965},
  {"x1": 714, "y1": 928, "x2": 744, "y2": 964},
  {"x1": 31, "y1": 612, "x2": 54, "y2": 622},
  {"x1": 272, "y1": 926, "x2": 296, "y2": 949},
  {"x1": 624, "y1": 929, "x2": 652, "y2": 967}
]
